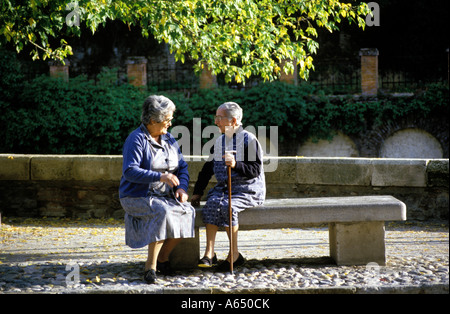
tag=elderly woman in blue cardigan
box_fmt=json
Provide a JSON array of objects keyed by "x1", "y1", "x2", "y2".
[{"x1": 119, "y1": 95, "x2": 195, "y2": 284}]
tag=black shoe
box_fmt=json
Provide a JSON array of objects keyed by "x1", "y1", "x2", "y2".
[
  {"x1": 198, "y1": 253, "x2": 218, "y2": 268},
  {"x1": 215, "y1": 253, "x2": 246, "y2": 272},
  {"x1": 144, "y1": 269, "x2": 157, "y2": 284},
  {"x1": 157, "y1": 260, "x2": 174, "y2": 276}
]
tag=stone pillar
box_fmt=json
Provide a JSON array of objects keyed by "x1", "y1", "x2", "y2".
[
  {"x1": 329, "y1": 221, "x2": 386, "y2": 266},
  {"x1": 359, "y1": 48, "x2": 379, "y2": 96},
  {"x1": 279, "y1": 59, "x2": 298, "y2": 85},
  {"x1": 169, "y1": 228, "x2": 200, "y2": 269},
  {"x1": 199, "y1": 63, "x2": 217, "y2": 89},
  {"x1": 49, "y1": 60, "x2": 70, "y2": 82},
  {"x1": 165, "y1": 44, "x2": 177, "y2": 83},
  {"x1": 126, "y1": 56, "x2": 147, "y2": 88}
]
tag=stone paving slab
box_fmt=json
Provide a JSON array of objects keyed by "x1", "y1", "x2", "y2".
[{"x1": 0, "y1": 217, "x2": 448, "y2": 295}]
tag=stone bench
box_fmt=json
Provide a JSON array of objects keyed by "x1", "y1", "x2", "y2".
[{"x1": 170, "y1": 195, "x2": 406, "y2": 269}]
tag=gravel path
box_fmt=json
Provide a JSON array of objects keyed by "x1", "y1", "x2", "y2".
[{"x1": 0, "y1": 218, "x2": 448, "y2": 294}]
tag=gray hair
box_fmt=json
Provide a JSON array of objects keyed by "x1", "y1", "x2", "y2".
[
  {"x1": 218, "y1": 102, "x2": 243, "y2": 126},
  {"x1": 141, "y1": 95, "x2": 176, "y2": 125}
]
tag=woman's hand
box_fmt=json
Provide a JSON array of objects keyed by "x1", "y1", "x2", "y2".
[
  {"x1": 175, "y1": 188, "x2": 188, "y2": 203},
  {"x1": 160, "y1": 173, "x2": 180, "y2": 188},
  {"x1": 191, "y1": 194, "x2": 202, "y2": 207},
  {"x1": 224, "y1": 152, "x2": 236, "y2": 168}
]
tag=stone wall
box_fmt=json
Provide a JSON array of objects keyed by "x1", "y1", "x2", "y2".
[{"x1": 0, "y1": 154, "x2": 448, "y2": 221}]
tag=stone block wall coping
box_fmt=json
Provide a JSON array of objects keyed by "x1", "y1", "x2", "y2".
[{"x1": 1, "y1": 154, "x2": 448, "y2": 188}]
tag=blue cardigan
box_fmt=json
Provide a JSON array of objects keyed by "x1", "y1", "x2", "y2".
[{"x1": 119, "y1": 124, "x2": 189, "y2": 198}]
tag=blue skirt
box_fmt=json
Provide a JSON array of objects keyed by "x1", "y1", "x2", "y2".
[
  {"x1": 202, "y1": 180, "x2": 265, "y2": 227},
  {"x1": 120, "y1": 196, "x2": 195, "y2": 249}
]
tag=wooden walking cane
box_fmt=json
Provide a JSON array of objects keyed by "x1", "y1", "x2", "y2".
[
  {"x1": 227, "y1": 164, "x2": 234, "y2": 275},
  {"x1": 225, "y1": 150, "x2": 236, "y2": 275}
]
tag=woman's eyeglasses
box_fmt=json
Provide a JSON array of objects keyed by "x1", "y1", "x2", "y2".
[{"x1": 214, "y1": 115, "x2": 230, "y2": 122}]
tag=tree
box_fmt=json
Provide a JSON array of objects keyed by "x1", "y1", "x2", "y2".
[{"x1": 0, "y1": 0, "x2": 370, "y2": 84}]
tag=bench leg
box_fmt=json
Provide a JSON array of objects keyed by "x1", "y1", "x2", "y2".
[
  {"x1": 329, "y1": 222, "x2": 386, "y2": 266},
  {"x1": 169, "y1": 227, "x2": 200, "y2": 270}
]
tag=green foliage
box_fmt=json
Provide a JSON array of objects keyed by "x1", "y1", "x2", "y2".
[
  {"x1": 304, "y1": 83, "x2": 450, "y2": 143},
  {"x1": 1, "y1": 69, "x2": 146, "y2": 154},
  {"x1": 239, "y1": 82, "x2": 315, "y2": 142},
  {"x1": 0, "y1": 0, "x2": 370, "y2": 84},
  {"x1": 1, "y1": 51, "x2": 447, "y2": 155},
  {"x1": 0, "y1": 48, "x2": 24, "y2": 108}
]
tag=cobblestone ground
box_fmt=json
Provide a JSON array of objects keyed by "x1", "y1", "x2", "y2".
[{"x1": 0, "y1": 218, "x2": 448, "y2": 294}]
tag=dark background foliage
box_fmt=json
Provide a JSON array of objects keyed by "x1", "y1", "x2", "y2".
[{"x1": 1, "y1": 49, "x2": 448, "y2": 155}]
